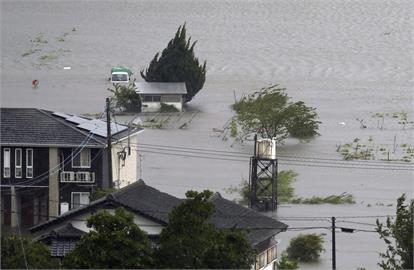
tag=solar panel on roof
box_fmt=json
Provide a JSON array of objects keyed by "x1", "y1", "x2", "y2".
[
  {"x1": 76, "y1": 119, "x2": 127, "y2": 137},
  {"x1": 66, "y1": 116, "x2": 89, "y2": 124},
  {"x1": 52, "y1": 112, "x2": 72, "y2": 119}
]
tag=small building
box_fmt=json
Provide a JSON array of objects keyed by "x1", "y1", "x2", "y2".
[
  {"x1": 30, "y1": 180, "x2": 288, "y2": 270},
  {"x1": 0, "y1": 108, "x2": 143, "y2": 230},
  {"x1": 135, "y1": 82, "x2": 187, "y2": 112}
]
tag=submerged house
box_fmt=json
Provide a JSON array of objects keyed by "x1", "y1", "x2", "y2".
[
  {"x1": 0, "y1": 108, "x2": 143, "y2": 229},
  {"x1": 30, "y1": 180, "x2": 288, "y2": 270},
  {"x1": 135, "y1": 82, "x2": 187, "y2": 112}
]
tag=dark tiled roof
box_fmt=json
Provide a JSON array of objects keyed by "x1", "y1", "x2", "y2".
[
  {"x1": 1, "y1": 108, "x2": 103, "y2": 147},
  {"x1": 50, "y1": 223, "x2": 86, "y2": 238},
  {"x1": 37, "y1": 223, "x2": 86, "y2": 258},
  {"x1": 0, "y1": 108, "x2": 142, "y2": 147},
  {"x1": 111, "y1": 179, "x2": 182, "y2": 223},
  {"x1": 209, "y1": 193, "x2": 288, "y2": 247},
  {"x1": 31, "y1": 181, "x2": 287, "y2": 249}
]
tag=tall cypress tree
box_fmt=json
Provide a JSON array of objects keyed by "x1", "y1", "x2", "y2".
[{"x1": 140, "y1": 24, "x2": 207, "y2": 102}]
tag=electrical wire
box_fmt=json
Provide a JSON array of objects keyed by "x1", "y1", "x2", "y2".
[{"x1": 132, "y1": 147, "x2": 414, "y2": 171}]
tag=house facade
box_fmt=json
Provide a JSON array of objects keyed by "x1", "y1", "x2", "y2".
[
  {"x1": 135, "y1": 82, "x2": 187, "y2": 112},
  {"x1": 30, "y1": 180, "x2": 288, "y2": 270},
  {"x1": 0, "y1": 108, "x2": 142, "y2": 229}
]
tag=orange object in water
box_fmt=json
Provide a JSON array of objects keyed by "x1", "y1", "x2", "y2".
[{"x1": 32, "y1": 80, "x2": 39, "y2": 88}]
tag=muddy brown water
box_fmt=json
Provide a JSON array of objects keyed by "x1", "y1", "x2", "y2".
[{"x1": 2, "y1": 0, "x2": 413, "y2": 269}]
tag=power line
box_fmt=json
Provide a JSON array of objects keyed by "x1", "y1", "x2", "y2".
[
  {"x1": 136, "y1": 142, "x2": 414, "y2": 166},
  {"x1": 134, "y1": 148, "x2": 414, "y2": 171}
]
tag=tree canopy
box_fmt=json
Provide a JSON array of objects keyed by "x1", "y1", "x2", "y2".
[
  {"x1": 1, "y1": 235, "x2": 59, "y2": 269},
  {"x1": 155, "y1": 190, "x2": 255, "y2": 269},
  {"x1": 286, "y1": 234, "x2": 324, "y2": 262},
  {"x1": 108, "y1": 83, "x2": 141, "y2": 112},
  {"x1": 62, "y1": 208, "x2": 153, "y2": 269},
  {"x1": 376, "y1": 194, "x2": 413, "y2": 269},
  {"x1": 232, "y1": 85, "x2": 320, "y2": 143},
  {"x1": 140, "y1": 24, "x2": 207, "y2": 102}
]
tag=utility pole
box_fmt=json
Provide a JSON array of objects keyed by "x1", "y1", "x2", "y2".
[
  {"x1": 106, "y1": 98, "x2": 113, "y2": 188},
  {"x1": 332, "y1": 216, "x2": 336, "y2": 270}
]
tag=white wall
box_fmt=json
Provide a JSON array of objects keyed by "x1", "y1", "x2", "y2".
[
  {"x1": 111, "y1": 133, "x2": 139, "y2": 188},
  {"x1": 35, "y1": 208, "x2": 164, "y2": 237}
]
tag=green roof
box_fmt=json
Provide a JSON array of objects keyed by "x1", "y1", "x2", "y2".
[{"x1": 111, "y1": 66, "x2": 133, "y2": 76}]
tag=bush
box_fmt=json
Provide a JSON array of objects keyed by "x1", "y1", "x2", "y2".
[
  {"x1": 160, "y1": 102, "x2": 179, "y2": 113},
  {"x1": 277, "y1": 252, "x2": 299, "y2": 269},
  {"x1": 1, "y1": 235, "x2": 59, "y2": 269},
  {"x1": 108, "y1": 83, "x2": 141, "y2": 112},
  {"x1": 286, "y1": 234, "x2": 324, "y2": 262}
]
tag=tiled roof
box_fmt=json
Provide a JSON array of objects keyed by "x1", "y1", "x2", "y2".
[
  {"x1": 37, "y1": 223, "x2": 86, "y2": 258},
  {"x1": 0, "y1": 108, "x2": 142, "y2": 147},
  {"x1": 111, "y1": 179, "x2": 182, "y2": 223},
  {"x1": 209, "y1": 193, "x2": 288, "y2": 247},
  {"x1": 31, "y1": 181, "x2": 287, "y2": 249}
]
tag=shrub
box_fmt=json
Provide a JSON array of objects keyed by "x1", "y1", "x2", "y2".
[
  {"x1": 108, "y1": 83, "x2": 141, "y2": 112},
  {"x1": 160, "y1": 102, "x2": 179, "y2": 113},
  {"x1": 286, "y1": 234, "x2": 324, "y2": 262}
]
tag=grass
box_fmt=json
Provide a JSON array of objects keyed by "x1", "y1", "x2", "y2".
[
  {"x1": 290, "y1": 193, "x2": 355, "y2": 204},
  {"x1": 21, "y1": 48, "x2": 41, "y2": 57},
  {"x1": 226, "y1": 171, "x2": 356, "y2": 205},
  {"x1": 31, "y1": 33, "x2": 48, "y2": 44}
]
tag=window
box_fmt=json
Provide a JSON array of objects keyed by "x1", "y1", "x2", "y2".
[
  {"x1": 3, "y1": 148, "x2": 10, "y2": 178},
  {"x1": 26, "y1": 149, "x2": 33, "y2": 178},
  {"x1": 161, "y1": 95, "x2": 181, "y2": 103},
  {"x1": 15, "y1": 148, "x2": 22, "y2": 178},
  {"x1": 143, "y1": 95, "x2": 161, "y2": 102},
  {"x1": 255, "y1": 252, "x2": 267, "y2": 270},
  {"x1": 71, "y1": 192, "x2": 90, "y2": 209},
  {"x1": 72, "y1": 149, "x2": 91, "y2": 168},
  {"x1": 267, "y1": 246, "x2": 277, "y2": 264}
]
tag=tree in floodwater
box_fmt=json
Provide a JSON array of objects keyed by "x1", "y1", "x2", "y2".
[
  {"x1": 376, "y1": 194, "x2": 413, "y2": 270},
  {"x1": 232, "y1": 85, "x2": 320, "y2": 143},
  {"x1": 141, "y1": 24, "x2": 207, "y2": 102}
]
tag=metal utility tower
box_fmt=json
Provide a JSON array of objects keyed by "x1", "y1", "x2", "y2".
[{"x1": 249, "y1": 135, "x2": 278, "y2": 211}]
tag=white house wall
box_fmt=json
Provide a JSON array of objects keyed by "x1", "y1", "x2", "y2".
[
  {"x1": 34, "y1": 208, "x2": 164, "y2": 237},
  {"x1": 111, "y1": 134, "x2": 139, "y2": 188}
]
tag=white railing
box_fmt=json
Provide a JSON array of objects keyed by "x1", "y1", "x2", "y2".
[{"x1": 60, "y1": 171, "x2": 95, "y2": 183}]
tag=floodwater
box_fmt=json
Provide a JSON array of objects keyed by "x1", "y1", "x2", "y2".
[{"x1": 1, "y1": 0, "x2": 413, "y2": 269}]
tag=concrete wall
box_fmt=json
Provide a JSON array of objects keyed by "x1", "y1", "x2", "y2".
[{"x1": 111, "y1": 134, "x2": 140, "y2": 188}]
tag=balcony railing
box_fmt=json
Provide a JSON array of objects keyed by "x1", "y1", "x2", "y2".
[{"x1": 60, "y1": 171, "x2": 95, "y2": 183}]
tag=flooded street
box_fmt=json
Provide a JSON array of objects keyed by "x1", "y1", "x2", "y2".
[{"x1": 1, "y1": 0, "x2": 413, "y2": 269}]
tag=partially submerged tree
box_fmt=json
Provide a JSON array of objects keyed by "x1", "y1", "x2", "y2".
[
  {"x1": 376, "y1": 194, "x2": 413, "y2": 270},
  {"x1": 155, "y1": 190, "x2": 255, "y2": 269},
  {"x1": 286, "y1": 234, "x2": 324, "y2": 262},
  {"x1": 1, "y1": 235, "x2": 59, "y2": 269},
  {"x1": 62, "y1": 208, "x2": 153, "y2": 269},
  {"x1": 108, "y1": 83, "x2": 141, "y2": 112},
  {"x1": 226, "y1": 170, "x2": 298, "y2": 205},
  {"x1": 232, "y1": 85, "x2": 320, "y2": 143},
  {"x1": 141, "y1": 24, "x2": 207, "y2": 102}
]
